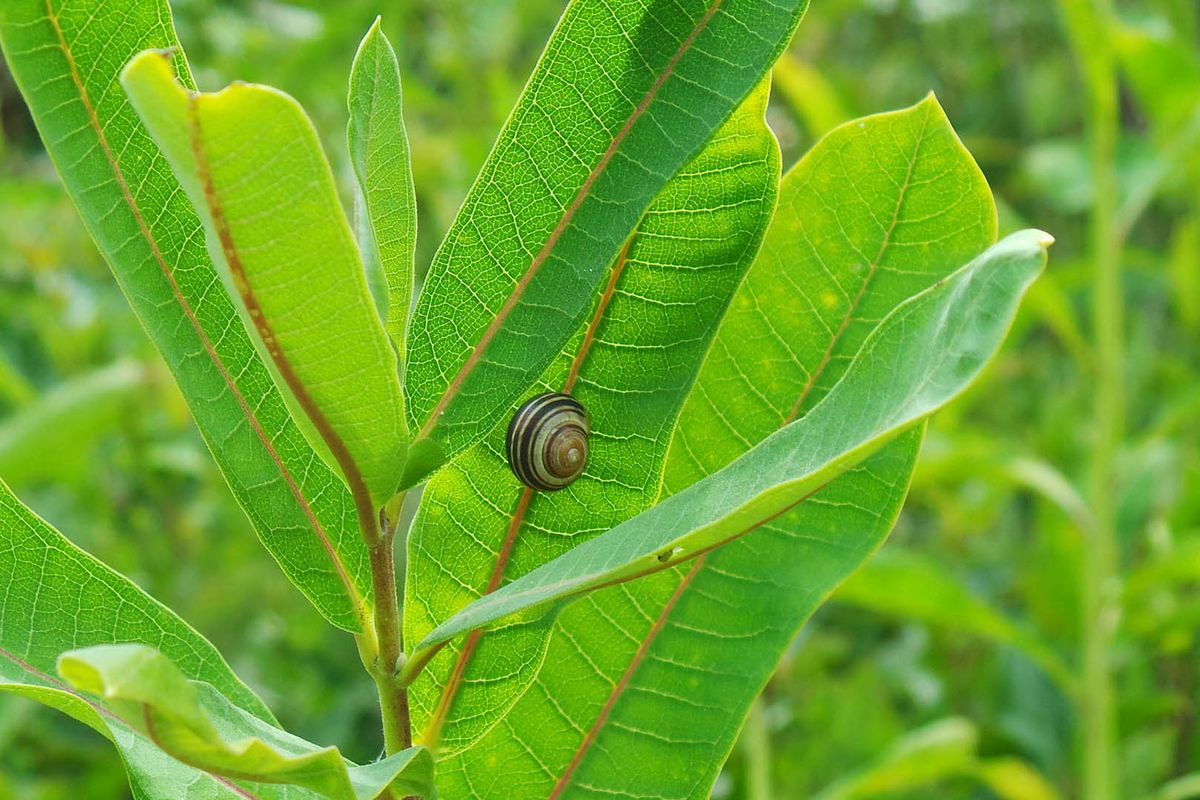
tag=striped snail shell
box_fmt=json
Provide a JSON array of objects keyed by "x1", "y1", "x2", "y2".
[{"x1": 505, "y1": 393, "x2": 590, "y2": 491}]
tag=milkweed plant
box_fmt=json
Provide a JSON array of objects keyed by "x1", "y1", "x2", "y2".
[{"x1": 0, "y1": 1, "x2": 1051, "y2": 798}]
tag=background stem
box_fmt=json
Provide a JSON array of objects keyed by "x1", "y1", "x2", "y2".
[
  {"x1": 742, "y1": 698, "x2": 773, "y2": 800},
  {"x1": 1058, "y1": 1, "x2": 1123, "y2": 796}
]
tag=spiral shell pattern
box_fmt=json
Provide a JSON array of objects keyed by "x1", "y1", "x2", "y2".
[{"x1": 505, "y1": 393, "x2": 590, "y2": 491}]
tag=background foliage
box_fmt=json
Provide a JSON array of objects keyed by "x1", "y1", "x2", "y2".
[{"x1": 0, "y1": 0, "x2": 1195, "y2": 798}]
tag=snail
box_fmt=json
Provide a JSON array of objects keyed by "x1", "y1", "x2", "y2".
[{"x1": 505, "y1": 392, "x2": 590, "y2": 491}]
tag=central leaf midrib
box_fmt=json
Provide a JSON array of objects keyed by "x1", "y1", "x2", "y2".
[
  {"x1": 414, "y1": 0, "x2": 727, "y2": 441},
  {"x1": 784, "y1": 106, "x2": 932, "y2": 424},
  {"x1": 424, "y1": 239, "x2": 636, "y2": 748},
  {"x1": 183, "y1": 92, "x2": 374, "y2": 618}
]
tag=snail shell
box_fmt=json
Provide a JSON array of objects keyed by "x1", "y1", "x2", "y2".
[{"x1": 505, "y1": 393, "x2": 590, "y2": 491}]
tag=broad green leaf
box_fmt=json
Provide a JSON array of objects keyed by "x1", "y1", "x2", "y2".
[
  {"x1": 57, "y1": 644, "x2": 433, "y2": 800},
  {"x1": 416, "y1": 230, "x2": 1051, "y2": 649},
  {"x1": 834, "y1": 549, "x2": 1076, "y2": 692},
  {"x1": 122, "y1": 50, "x2": 407, "y2": 510},
  {"x1": 667, "y1": 95, "x2": 998, "y2": 485},
  {"x1": 348, "y1": 18, "x2": 417, "y2": 360},
  {"x1": 0, "y1": 0, "x2": 372, "y2": 631},
  {"x1": 0, "y1": 479, "x2": 287, "y2": 797},
  {"x1": 404, "y1": 81, "x2": 781, "y2": 759},
  {"x1": 403, "y1": 0, "x2": 811, "y2": 476},
  {"x1": 0, "y1": 360, "x2": 147, "y2": 483},
  {"x1": 412, "y1": 96, "x2": 1010, "y2": 800}
]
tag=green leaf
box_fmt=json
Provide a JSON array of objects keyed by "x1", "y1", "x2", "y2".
[
  {"x1": 814, "y1": 718, "x2": 979, "y2": 800},
  {"x1": 976, "y1": 759, "x2": 1063, "y2": 800},
  {"x1": 404, "y1": 80, "x2": 780, "y2": 756},
  {"x1": 407, "y1": 96, "x2": 1015, "y2": 799},
  {"x1": 348, "y1": 17, "x2": 417, "y2": 361},
  {"x1": 0, "y1": 481, "x2": 432, "y2": 797},
  {"x1": 121, "y1": 49, "x2": 407, "y2": 509},
  {"x1": 1159, "y1": 773, "x2": 1200, "y2": 800},
  {"x1": 403, "y1": 0, "x2": 811, "y2": 477},
  {"x1": 57, "y1": 644, "x2": 433, "y2": 800},
  {"x1": 0, "y1": 0, "x2": 372, "y2": 631},
  {"x1": 771, "y1": 52, "x2": 851, "y2": 140},
  {"x1": 834, "y1": 549, "x2": 1076, "y2": 693},
  {"x1": 0, "y1": 361, "x2": 148, "y2": 483},
  {"x1": 0, "y1": 479, "x2": 282, "y2": 797},
  {"x1": 814, "y1": 720, "x2": 1062, "y2": 800},
  {"x1": 415, "y1": 230, "x2": 1051, "y2": 651},
  {"x1": 1113, "y1": 16, "x2": 1200, "y2": 134}
]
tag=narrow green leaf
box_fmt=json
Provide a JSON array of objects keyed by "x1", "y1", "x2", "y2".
[
  {"x1": 771, "y1": 53, "x2": 850, "y2": 139},
  {"x1": 814, "y1": 719, "x2": 979, "y2": 800},
  {"x1": 976, "y1": 759, "x2": 1063, "y2": 800},
  {"x1": 416, "y1": 230, "x2": 1052, "y2": 651},
  {"x1": 58, "y1": 644, "x2": 433, "y2": 800},
  {"x1": 0, "y1": 0, "x2": 372, "y2": 631},
  {"x1": 121, "y1": 50, "x2": 407, "y2": 509},
  {"x1": 1159, "y1": 773, "x2": 1200, "y2": 800},
  {"x1": 0, "y1": 361, "x2": 147, "y2": 483},
  {"x1": 834, "y1": 549, "x2": 1076, "y2": 693},
  {"x1": 405, "y1": 81, "x2": 780, "y2": 758},
  {"x1": 348, "y1": 17, "x2": 417, "y2": 360},
  {"x1": 816, "y1": 720, "x2": 1061, "y2": 800},
  {"x1": 403, "y1": 0, "x2": 811, "y2": 477}
]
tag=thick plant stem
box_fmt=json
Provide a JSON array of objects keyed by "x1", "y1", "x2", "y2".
[
  {"x1": 1059, "y1": 1, "x2": 1122, "y2": 797},
  {"x1": 365, "y1": 503, "x2": 411, "y2": 754}
]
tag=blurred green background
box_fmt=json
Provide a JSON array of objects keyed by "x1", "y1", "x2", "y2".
[{"x1": 1, "y1": 1, "x2": 1197, "y2": 798}]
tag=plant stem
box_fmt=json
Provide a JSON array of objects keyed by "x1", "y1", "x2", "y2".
[
  {"x1": 1059, "y1": 1, "x2": 1122, "y2": 796},
  {"x1": 742, "y1": 698, "x2": 773, "y2": 800},
  {"x1": 364, "y1": 502, "x2": 410, "y2": 754}
]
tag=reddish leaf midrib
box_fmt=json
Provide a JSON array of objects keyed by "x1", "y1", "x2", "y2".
[
  {"x1": 783, "y1": 106, "x2": 932, "y2": 424},
  {"x1": 41, "y1": 0, "x2": 368, "y2": 630},
  {"x1": 422, "y1": 237, "x2": 635, "y2": 749},
  {"x1": 415, "y1": 0, "x2": 728, "y2": 442}
]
